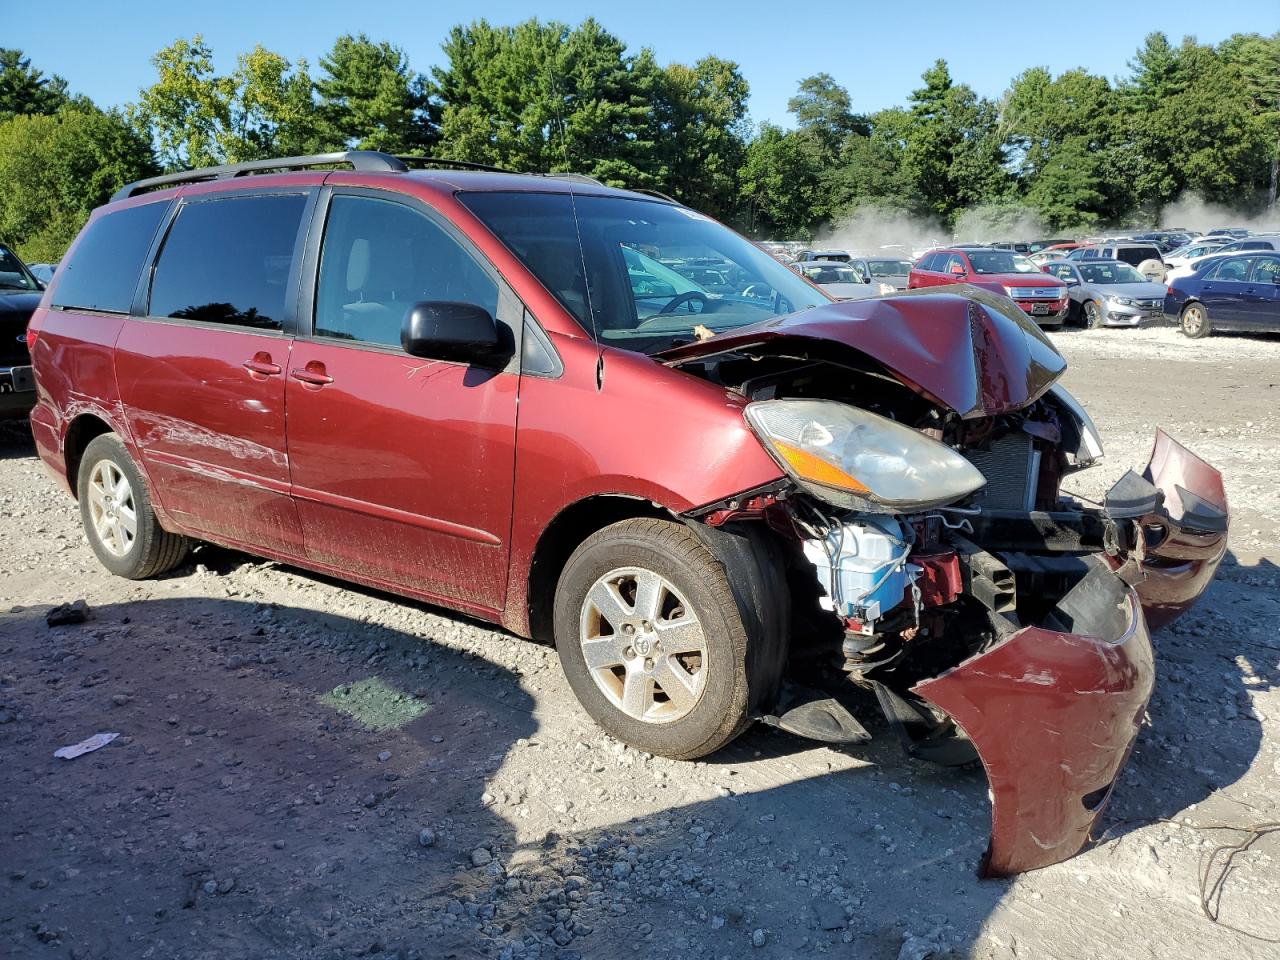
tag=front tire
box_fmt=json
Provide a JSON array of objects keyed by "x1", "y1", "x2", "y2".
[
  {"x1": 1082, "y1": 300, "x2": 1102, "y2": 329},
  {"x1": 553, "y1": 518, "x2": 779, "y2": 759},
  {"x1": 77, "y1": 433, "x2": 190, "y2": 579},
  {"x1": 1180, "y1": 302, "x2": 1211, "y2": 338}
]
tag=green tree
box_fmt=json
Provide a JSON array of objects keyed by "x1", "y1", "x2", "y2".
[
  {"x1": 738, "y1": 123, "x2": 824, "y2": 237},
  {"x1": 1122, "y1": 33, "x2": 1268, "y2": 210},
  {"x1": 883, "y1": 61, "x2": 1011, "y2": 224},
  {"x1": 1218, "y1": 32, "x2": 1280, "y2": 209},
  {"x1": 130, "y1": 36, "x2": 232, "y2": 170},
  {"x1": 315, "y1": 34, "x2": 435, "y2": 153},
  {"x1": 225, "y1": 46, "x2": 320, "y2": 159},
  {"x1": 0, "y1": 49, "x2": 69, "y2": 120},
  {"x1": 787, "y1": 73, "x2": 866, "y2": 158},
  {"x1": 434, "y1": 18, "x2": 659, "y2": 184},
  {"x1": 0, "y1": 104, "x2": 158, "y2": 261},
  {"x1": 1001, "y1": 67, "x2": 1128, "y2": 228},
  {"x1": 650, "y1": 55, "x2": 750, "y2": 219}
]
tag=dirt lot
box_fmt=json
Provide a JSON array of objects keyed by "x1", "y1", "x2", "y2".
[{"x1": 2, "y1": 326, "x2": 1278, "y2": 960}]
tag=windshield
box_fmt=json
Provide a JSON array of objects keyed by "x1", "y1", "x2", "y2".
[
  {"x1": 460, "y1": 191, "x2": 828, "y2": 353},
  {"x1": 0, "y1": 246, "x2": 38, "y2": 291},
  {"x1": 1079, "y1": 262, "x2": 1145, "y2": 284},
  {"x1": 867, "y1": 259, "x2": 910, "y2": 276},
  {"x1": 966, "y1": 251, "x2": 1040, "y2": 275},
  {"x1": 799, "y1": 263, "x2": 861, "y2": 284}
]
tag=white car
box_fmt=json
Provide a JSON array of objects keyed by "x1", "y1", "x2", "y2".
[{"x1": 1163, "y1": 240, "x2": 1228, "y2": 269}]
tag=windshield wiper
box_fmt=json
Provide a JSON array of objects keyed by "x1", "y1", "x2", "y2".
[{"x1": 0, "y1": 283, "x2": 34, "y2": 291}]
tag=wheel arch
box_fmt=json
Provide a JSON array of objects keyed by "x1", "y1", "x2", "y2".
[
  {"x1": 526, "y1": 494, "x2": 675, "y2": 644},
  {"x1": 64, "y1": 413, "x2": 116, "y2": 500}
]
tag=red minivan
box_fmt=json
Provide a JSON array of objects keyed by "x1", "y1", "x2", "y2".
[{"x1": 29, "y1": 152, "x2": 1229, "y2": 875}]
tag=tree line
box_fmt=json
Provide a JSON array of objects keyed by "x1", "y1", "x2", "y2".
[{"x1": 0, "y1": 22, "x2": 1277, "y2": 262}]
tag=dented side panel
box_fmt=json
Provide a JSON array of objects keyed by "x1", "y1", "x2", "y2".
[{"x1": 913, "y1": 589, "x2": 1154, "y2": 876}]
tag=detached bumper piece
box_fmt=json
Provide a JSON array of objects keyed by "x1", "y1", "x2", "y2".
[
  {"x1": 1126, "y1": 429, "x2": 1229, "y2": 629},
  {"x1": 913, "y1": 561, "x2": 1154, "y2": 876}
]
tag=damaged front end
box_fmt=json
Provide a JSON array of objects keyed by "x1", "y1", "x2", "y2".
[{"x1": 669, "y1": 291, "x2": 1229, "y2": 875}]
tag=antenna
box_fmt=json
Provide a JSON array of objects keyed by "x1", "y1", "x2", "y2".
[{"x1": 565, "y1": 178, "x2": 604, "y2": 391}]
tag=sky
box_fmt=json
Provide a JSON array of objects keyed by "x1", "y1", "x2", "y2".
[{"x1": 11, "y1": 1, "x2": 1277, "y2": 127}]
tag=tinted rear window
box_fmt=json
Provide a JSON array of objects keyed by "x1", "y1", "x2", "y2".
[
  {"x1": 1116, "y1": 246, "x2": 1161, "y2": 267},
  {"x1": 51, "y1": 201, "x2": 168, "y2": 313},
  {"x1": 149, "y1": 194, "x2": 306, "y2": 330}
]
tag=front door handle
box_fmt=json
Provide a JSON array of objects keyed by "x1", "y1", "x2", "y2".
[
  {"x1": 242, "y1": 352, "x2": 282, "y2": 377},
  {"x1": 291, "y1": 362, "x2": 334, "y2": 387}
]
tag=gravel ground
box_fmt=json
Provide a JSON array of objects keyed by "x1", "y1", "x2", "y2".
[{"x1": 1, "y1": 325, "x2": 1278, "y2": 960}]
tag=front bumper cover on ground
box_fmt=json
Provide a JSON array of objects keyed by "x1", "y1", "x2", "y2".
[
  {"x1": 913, "y1": 430, "x2": 1227, "y2": 876},
  {"x1": 914, "y1": 566, "x2": 1153, "y2": 876}
]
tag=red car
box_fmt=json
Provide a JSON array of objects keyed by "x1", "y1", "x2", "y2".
[
  {"x1": 28, "y1": 152, "x2": 1228, "y2": 876},
  {"x1": 909, "y1": 246, "x2": 1070, "y2": 326}
]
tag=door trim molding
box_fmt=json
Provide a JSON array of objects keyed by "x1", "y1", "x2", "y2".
[{"x1": 291, "y1": 483, "x2": 502, "y2": 546}]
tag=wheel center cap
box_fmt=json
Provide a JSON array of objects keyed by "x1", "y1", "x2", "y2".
[{"x1": 632, "y1": 635, "x2": 652, "y2": 656}]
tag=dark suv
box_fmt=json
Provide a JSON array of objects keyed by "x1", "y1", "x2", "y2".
[
  {"x1": 0, "y1": 244, "x2": 43, "y2": 419},
  {"x1": 29, "y1": 152, "x2": 1229, "y2": 876}
]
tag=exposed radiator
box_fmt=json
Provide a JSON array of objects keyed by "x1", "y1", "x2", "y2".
[{"x1": 964, "y1": 433, "x2": 1040, "y2": 511}]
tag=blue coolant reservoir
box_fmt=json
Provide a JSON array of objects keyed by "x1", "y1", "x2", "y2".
[{"x1": 801, "y1": 515, "x2": 912, "y2": 623}]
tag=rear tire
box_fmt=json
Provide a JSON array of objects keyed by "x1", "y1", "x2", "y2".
[
  {"x1": 77, "y1": 434, "x2": 190, "y2": 579},
  {"x1": 1180, "y1": 302, "x2": 1211, "y2": 339},
  {"x1": 553, "y1": 518, "x2": 782, "y2": 759}
]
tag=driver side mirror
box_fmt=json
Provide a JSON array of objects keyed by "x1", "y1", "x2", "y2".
[{"x1": 401, "y1": 301, "x2": 507, "y2": 366}]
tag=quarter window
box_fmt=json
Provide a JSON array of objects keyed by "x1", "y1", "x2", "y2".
[
  {"x1": 51, "y1": 201, "x2": 169, "y2": 313},
  {"x1": 149, "y1": 194, "x2": 307, "y2": 330},
  {"x1": 314, "y1": 195, "x2": 498, "y2": 348}
]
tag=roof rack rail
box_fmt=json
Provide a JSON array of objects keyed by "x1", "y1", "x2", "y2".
[
  {"x1": 631, "y1": 187, "x2": 679, "y2": 204},
  {"x1": 111, "y1": 151, "x2": 408, "y2": 202},
  {"x1": 394, "y1": 155, "x2": 513, "y2": 174}
]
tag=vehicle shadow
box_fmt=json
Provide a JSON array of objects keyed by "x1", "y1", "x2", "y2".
[
  {"x1": 0, "y1": 597, "x2": 536, "y2": 960},
  {"x1": 1, "y1": 553, "x2": 1268, "y2": 958}
]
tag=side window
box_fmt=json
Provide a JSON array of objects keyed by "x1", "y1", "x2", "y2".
[
  {"x1": 1211, "y1": 257, "x2": 1253, "y2": 282},
  {"x1": 315, "y1": 195, "x2": 499, "y2": 348},
  {"x1": 942, "y1": 254, "x2": 964, "y2": 274},
  {"x1": 51, "y1": 201, "x2": 169, "y2": 313},
  {"x1": 1251, "y1": 257, "x2": 1280, "y2": 283},
  {"x1": 149, "y1": 194, "x2": 306, "y2": 330}
]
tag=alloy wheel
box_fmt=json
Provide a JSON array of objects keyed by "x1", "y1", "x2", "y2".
[
  {"x1": 86, "y1": 459, "x2": 137, "y2": 557},
  {"x1": 1182, "y1": 305, "x2": 1205, "y2": 336},
  {"x1": 578, "y1": 566, "x2": 708, "y2": 724}
]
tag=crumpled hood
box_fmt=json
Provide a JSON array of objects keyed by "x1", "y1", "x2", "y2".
[{"x1": 658, "y1": 285, "x2": 1067, "y2": 419}]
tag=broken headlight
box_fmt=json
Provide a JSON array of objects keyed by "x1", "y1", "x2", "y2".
[{"x1": 744, "y1": 399, "x2": 986, "y2": 512}]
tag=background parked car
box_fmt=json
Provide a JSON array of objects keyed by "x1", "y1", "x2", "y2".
[
  {"x1": 793, "y1": 260, "x2": 894, "y2": 299},
  {"x1": 1067, "y1": 242, "x2": 1166, "y2": 282},
  {"x1": 1164, "y1": 251, "x2": 1280, "y2": 338},
  {"x1": 1164, "y1": 239, "x2": 1228, "y2": 269},
  {"x1": 848, "y1": 256, "x2": 912, "y2": 291},
  {"x1": 908, "y1": 247, "x2": 1069, "y2": 326},
  {"x1": 28, "y1": 262, "x2": 57, "y2": 285},
  {"x1": 1042, "y1": 259, "x2": 1167, "y2": 328},
  {"x1": 795, "y1": 248, "x2": 852, "y2": 263},
  {"x1": 0, "y1": 244, "x2": 41, "y2": 419}
]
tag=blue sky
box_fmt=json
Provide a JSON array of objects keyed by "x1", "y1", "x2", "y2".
[{"x1": 13, "y1": 1, "x2": 1276, "y2": 127}]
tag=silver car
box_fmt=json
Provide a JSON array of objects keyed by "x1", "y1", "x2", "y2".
[
  {"x1": 849, "y1": 256, "x2": 913, "y2": 291},
  {"x1": 793, "y1": 260, "x2": 894, "y2": 300},
  {"x1": 1043, "y1": 259, "x2": 1168, "y2": 328}
]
